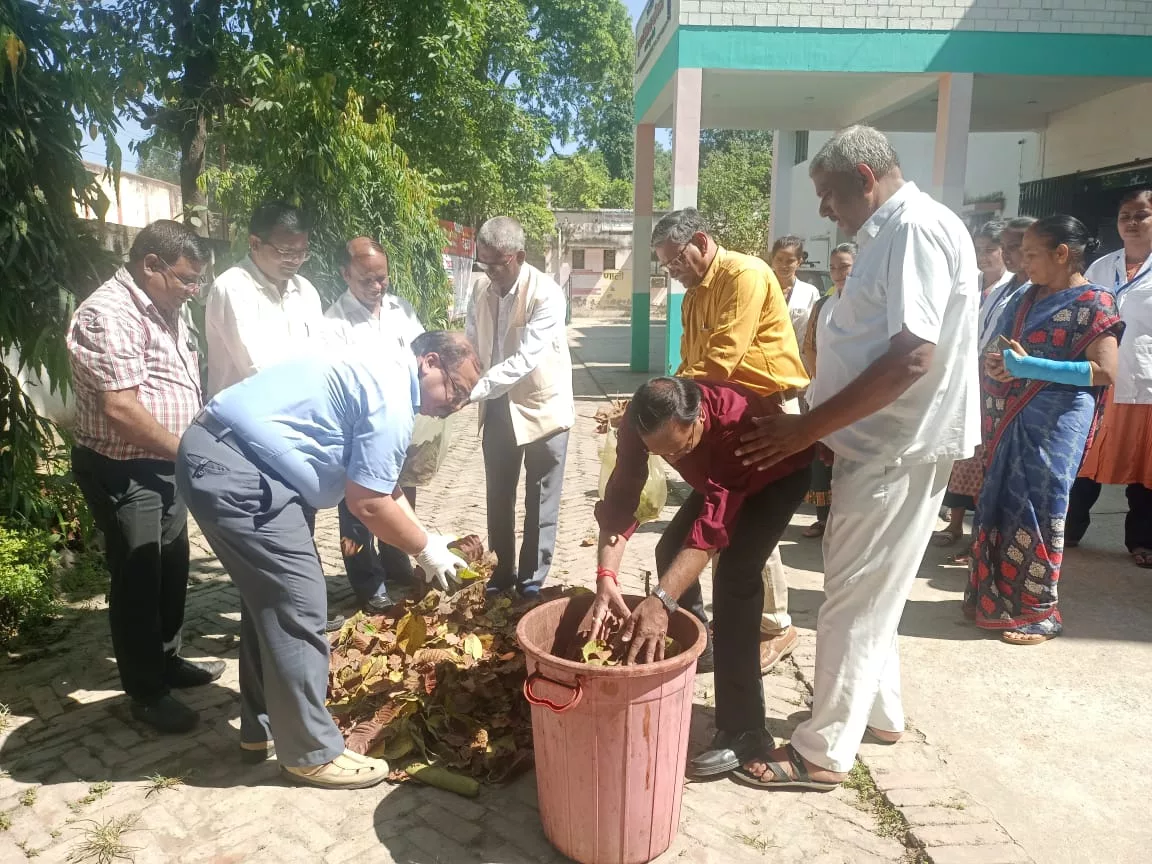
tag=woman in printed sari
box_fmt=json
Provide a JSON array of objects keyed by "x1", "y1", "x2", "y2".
[{"x1": 967, "y1": 215, "x2": 1123, "y2": 645}]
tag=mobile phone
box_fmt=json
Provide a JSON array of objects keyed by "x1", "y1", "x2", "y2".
[{"x1": 997, "y1": 335, "x2": 1013, "y2": 348}]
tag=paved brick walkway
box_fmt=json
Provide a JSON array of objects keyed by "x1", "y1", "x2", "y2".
[{"x1": 0, "y1": 320, "x2": 1028, "y2": 863}]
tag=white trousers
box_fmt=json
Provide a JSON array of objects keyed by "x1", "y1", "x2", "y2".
[{"x1": 790, "y1": 456, "x2": 952, "y2": 773}]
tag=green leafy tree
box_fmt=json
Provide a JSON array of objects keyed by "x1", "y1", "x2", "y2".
[
  {"x1": 204, "y1": 52, "x2": 450, "y2": 324},
  {"x1": 0, "y1": 0, "x2": 117, "y2": 522},
  {"x1": 135, "y1": 144, "x2": 182, "y2": 183},
  {"x1": 698, "y1": 133, "x2": 773, "y2": 254}
]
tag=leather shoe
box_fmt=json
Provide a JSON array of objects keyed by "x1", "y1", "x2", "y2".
[
  {"x1": 325, "y1": 614, "x2": 346, "y2": 633},
  {"x1": 166, "y1": 656, "x2": 225, "y2": 689},
  {"x1": 363, "y1": 590, "x2": 394, "y2": 613},
  {"x1": 130, "y1": 694, "x2": 199, "y2": 734},
  {"x1": 688, "y1": 728, "x2": 774, "y2": 779},
  {"x1": 759, "y1": 626, "x2": 798, "y2": 675}
]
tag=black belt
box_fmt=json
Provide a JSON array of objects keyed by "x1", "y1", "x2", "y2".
[{"x1": 193, "y1": 409, "x2": 242, "y2": 453}]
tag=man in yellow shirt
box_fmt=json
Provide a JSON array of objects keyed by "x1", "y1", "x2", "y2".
[{"x1": 653, "y1": 207, "x2": 810, "y2": 674}]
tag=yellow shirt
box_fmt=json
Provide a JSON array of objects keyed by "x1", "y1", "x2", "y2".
[{"x1": 676, "y1": 247, "x2": 809, "y2": 397}]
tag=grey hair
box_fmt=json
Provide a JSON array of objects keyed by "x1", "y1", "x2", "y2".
[
  {"x1": 652, "y1": 208, "x2": 710, "y2": 246},
  {"x1": 476, "y1": 216, "x2": 526, "y2": 254},
  {"x1": 809, "y1": 125, "x2": 900, "y2": 179},
  {"x1": 832, "y1": 242, "x2": 858, "y2": 256},
  {"x1": 1004, "y1": 216, "x2": 1037, "y2": 231}
]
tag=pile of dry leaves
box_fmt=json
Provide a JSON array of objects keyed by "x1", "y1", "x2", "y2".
[{"x1": 326, "y1": 538, "x2": 538, "y2": 793}]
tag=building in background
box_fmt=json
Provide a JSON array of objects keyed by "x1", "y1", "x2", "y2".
[{"x1": 630, "y1": 0, "x2": 1152, "y2": 373}]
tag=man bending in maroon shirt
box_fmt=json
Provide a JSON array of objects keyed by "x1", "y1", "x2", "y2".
[{"x1": 590, "y1": 376, "x2": 812, "y2": 779}]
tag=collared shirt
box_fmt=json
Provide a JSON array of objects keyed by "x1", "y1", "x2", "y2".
[
  {"x1": 465, "y1": 263, "x2": 567, "y2": 403},
  {"x1": 325, "y1": 289, "x2": 424, "y2": 351},
  {"x1": 204, "y1": 256, "x2": 325, "y2": 396},
  {"x1": 67, "y1": 267, "x2": 202, "y2": 461},
  {"x1": 808, "y1": 182, "x2": 980, "y2": 465},
  {"x1": 677, "y1": 248, "x2": 809, "y2": 398},
  {"x1": 203, "y1": 345, "x2": 419, "y2": 509},
  {"x1": 1086, "y1": 248, "x2": 1152, "y2": 404},
  {"x1": 595, "y1": 380, "x2": 814, "y2": 551},
  {"x1": 978, "y1": 271, "x2": 1023, "y2": 352}
]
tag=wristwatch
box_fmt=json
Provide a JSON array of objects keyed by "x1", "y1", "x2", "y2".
[{"x1": 650, "y1": 585, "x2": 679, "y2": 614}]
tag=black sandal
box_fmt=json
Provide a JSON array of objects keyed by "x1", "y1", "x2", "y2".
[{"x1": 731, "y1": 743, "x2": 840, "y2": 792}]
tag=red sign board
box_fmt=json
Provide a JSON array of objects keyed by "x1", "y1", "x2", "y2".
[{"x1": 440, "y1": 220, "x2": 474, "y2": 258}]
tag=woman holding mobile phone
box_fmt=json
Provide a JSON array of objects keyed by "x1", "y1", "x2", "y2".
[{"x1": 966, "y1": 216, "x2": 1122, "y2": 644}]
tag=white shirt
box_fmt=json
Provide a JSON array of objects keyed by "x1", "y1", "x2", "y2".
[
  {"x1": 465, "y1": 263, "x2": 567, "y2": 403},
  {"x1": 325, "y1": 289, "x2": 424, "y2": 351},
  {"x1": 1086, "y1": 248, "x2": 1152, "y2": 404},
  {"x1": 204, "y1": 256, "x2": 325, "y2": 396},
  {"x1": 808, "y1": 182, "x2": 980, "y2": 465},
  {"x1": 785, "y1": 279, "x2": 821, "y2": 346},
  {"x1": 977, "y1": 271, "x2": 1021, "y2": 352}
]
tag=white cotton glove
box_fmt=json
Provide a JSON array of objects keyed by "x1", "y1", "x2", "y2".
[{"x1": 415, "y1": 533, "x2": 466, "y2": 592}]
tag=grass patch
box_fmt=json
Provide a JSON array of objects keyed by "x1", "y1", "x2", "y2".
[
  {"x1": 736, "y1": 832, "x2": 777, "y2": 852},
  {"x1": 69, "y1": 782, "x2": 113, "y2": 813},
  {"x1": 0, "y1": 810, "x2": 11, "y2": 830},
  {"x1": 57, "y1": 550, "x2": 109, "y2": 603},
  {"x1": 18, "y1": 839, "x2": 40, "y2": 857},
  {"x1": 19, "y1": 788, "x2": 37, "y2": 807},
  {"x1": 930, "y1": 795, "x2": 967, "y2": 810},
  {"x1": 142, "y1": 773, "x2": 184, "y2": 797},
  {"x1": 68, "y1": 814, "x2": 139, "y2": 864},
  {"x1": 0, "y1": 702, "x2": 11, "y2": 733},
  {"x1": 843, "y1": 762, "x2": 928, "y2": 863}
]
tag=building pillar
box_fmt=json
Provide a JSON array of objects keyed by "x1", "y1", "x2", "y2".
[
  {"x1": 932, "y1": 73, "x2": 973, "y2": 213},
  {"x1": 666, "y1": 67, "x2": 702, "y2": 377},
  {"x1": 767, "y1": 130, "x2": 796, "y2": 248},
  {"x1": 631, "y1": 123, "x2": 656, "y2": 372}
]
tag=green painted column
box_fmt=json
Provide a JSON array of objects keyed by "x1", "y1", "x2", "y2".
[
  {"x1": 631, "y1": 123, "x2": 656, "y2": 372},
  {"x1": 665, "y1": 68, "x2": 701, "y2": 378}
]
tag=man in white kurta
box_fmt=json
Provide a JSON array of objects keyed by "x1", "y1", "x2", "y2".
[
  {"x1": 466, "y1": 216, "x2": 575, "y2": 599},
  {"x1": 734, "y1": 126, "x2": 979, "y2": 788},
  {"x1": 325, "y1": 237, "x2": 425, "y2": 609},
  {"x1": 204, "y1": 202, "x2": 325, "y2": 397}
]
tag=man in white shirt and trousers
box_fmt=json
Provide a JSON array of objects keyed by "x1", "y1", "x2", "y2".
[
  {"x1": 203, "y1": 201, "x2": 341, "y2": 629},
  {"x1": 734, "y1": 126, "x2": 979, "y2": 789},
  {"x1": 466, "y1": 216, "x2": 575, "y2": 600},
  {"x1": 325, "y1": 237, "x2": 424, "y2": 610}
]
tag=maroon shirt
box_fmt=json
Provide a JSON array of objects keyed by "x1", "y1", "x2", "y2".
[{"x1": 595, "y1": 380, "x2": 814, "y2": 552}]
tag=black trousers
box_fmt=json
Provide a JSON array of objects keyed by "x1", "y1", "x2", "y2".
[
  {"x1": 1068, "y1": 477, "x2": 1152, "y2": 551},
  {"x1": 337, "y1": 488, "x2": 416, "y2": 603},
  {"x1": 669, "y1": 464, "x2": 810, "y2": 733},
  {"x1": 71, "y1": 446, "x2": 189, "y2": 702}
]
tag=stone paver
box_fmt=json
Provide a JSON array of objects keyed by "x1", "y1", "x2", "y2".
[{"x1": 0, "y1": 320, "x2": 1025, "y2": 863}]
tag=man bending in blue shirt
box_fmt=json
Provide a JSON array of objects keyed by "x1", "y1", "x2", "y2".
[{"x1": 176, "y1": 330, "x2": 480, "y2": 790}]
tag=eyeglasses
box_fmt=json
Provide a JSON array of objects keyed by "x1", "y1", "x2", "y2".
[
  {"x1": 657, "y1": 242, "x2": 691, "y2": 275},
  {"x1": 441, "y1": 366, "x2": 469, "y2": 411},
  {"x1": 1119, "y1": 211, "x2": 1152, "y2": 225},
  {"x1": 157, "y1": 257, "x2": 208, "y2": 288},
  {"x1": 474, "y1": 253, "x2": 514, "y2": 273},
  {"x1": 260, "y1": 240, "x2": 311, "y2": 262}
]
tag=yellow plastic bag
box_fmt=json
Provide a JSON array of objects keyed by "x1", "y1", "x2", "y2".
[
  {"x1": 597, "y1": 427, "x2": 668, "y2": 524},
  {"x1": 397, "y1": 415, "x2": 451, "y2": 488}
]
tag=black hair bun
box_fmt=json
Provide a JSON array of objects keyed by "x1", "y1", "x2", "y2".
[{"x1": 1085, "y1": 237, "x2": 1102, "y2": 255}]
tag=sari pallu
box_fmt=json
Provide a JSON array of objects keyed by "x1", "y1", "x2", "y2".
[{"x1": 967, "y1": 285, "x2": 1123, "y2": 629}]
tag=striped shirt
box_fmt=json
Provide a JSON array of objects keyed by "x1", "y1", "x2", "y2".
[{"x1": 67, "y1": 267, "x2": 202, "y2": 461}]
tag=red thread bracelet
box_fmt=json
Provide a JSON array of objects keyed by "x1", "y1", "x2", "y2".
[{"x1": 596, "y1": 567, "x2": 619, "y2": 586}]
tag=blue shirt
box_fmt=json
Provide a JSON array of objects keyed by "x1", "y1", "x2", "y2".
[{"x1": 206, "y1": 346, "x2": 420, "y2": 509}]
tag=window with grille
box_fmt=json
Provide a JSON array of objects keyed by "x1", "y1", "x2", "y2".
[
  {"x1": 571, "y1": 249, "x2": 585, "y2": 269},
  {"x1": 795, "y1": 131, "x2": 809, "y2": 165}
]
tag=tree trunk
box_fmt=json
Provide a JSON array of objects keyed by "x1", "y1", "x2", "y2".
[{"x1": 172, "y1": 0, "x2": 221, "y2": 236}]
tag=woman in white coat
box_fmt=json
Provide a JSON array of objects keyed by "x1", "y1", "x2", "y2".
[
  {"x1": 1067, "y1": 188, "x2": 1152, "y2": 564},
  {"x1": 767, "y1": 235, "x2": 822, "y2": 351}
]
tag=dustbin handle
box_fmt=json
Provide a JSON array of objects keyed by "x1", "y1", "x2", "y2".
[{"x1": 523, "y1": 672, "x2": 583, "y2": 713}]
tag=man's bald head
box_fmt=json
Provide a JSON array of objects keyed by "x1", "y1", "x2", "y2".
[{"x1": 340, "y1": 236, "x2": 390, "y2": 310}]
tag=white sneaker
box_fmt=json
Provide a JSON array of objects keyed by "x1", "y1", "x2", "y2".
[{"x1": 281, "y1": 749, "x2": 388, "y2": 789}]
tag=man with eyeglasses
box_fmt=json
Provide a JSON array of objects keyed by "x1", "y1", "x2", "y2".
[
  {"x1": 465, "y1": 216, "x2": 575, "y2": 599},
  {"x1": 176, "y1": 330, "x2": 482, "y2": 787},
  {"x1": 204, "y1": 200, "x2": 324, "y2": 398},
  {"x1": 67, "y1": 219, "x2": 224, "y2": 735},
  {"x1": 325, "y1": 237, "x2": 425, "y2": 611}
]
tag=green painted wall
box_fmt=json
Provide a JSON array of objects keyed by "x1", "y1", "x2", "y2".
[{"x1": 636, "y1": 26, "x2": 1152, "y2": 122}]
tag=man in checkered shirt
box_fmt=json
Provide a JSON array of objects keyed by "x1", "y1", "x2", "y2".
[{"x1": 68, "y1": 220, "x2": 225, "y2": 735}]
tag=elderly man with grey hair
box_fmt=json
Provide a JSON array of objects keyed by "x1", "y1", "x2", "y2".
[
  {"x1": 465, "y1": 216, "x2": 574, "y2": 598},
  {"x1": 735, "y1": 125, "x2": 979, "y2": 790}
]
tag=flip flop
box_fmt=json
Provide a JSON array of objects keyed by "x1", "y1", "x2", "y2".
[
  {"x1": 1001, "y1": 618, "x2": 1063, "y2": 645},
  {"x1": 864, "y1": 726, "x2": 903, "y2": 745},
  {"x1": 731, "y1": 743, "x2": 840, "y2": 792},
  {"x1": 803, "y1": 522, "x2": 826, "y2": 538},
  {"x1": 1132, "y1": 549, "x2": 1152, "y2": 569},
  {"x1": 931, "y1": 530, "x2": 962, "y2": 548}
]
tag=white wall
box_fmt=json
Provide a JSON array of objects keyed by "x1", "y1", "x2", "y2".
[
  {"x1": 1040, "y1": 82, "x2": 1152, "y2": 179},
  {"x1": 781, "y1": 130, "x2": 1040, "y2": 266}
]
